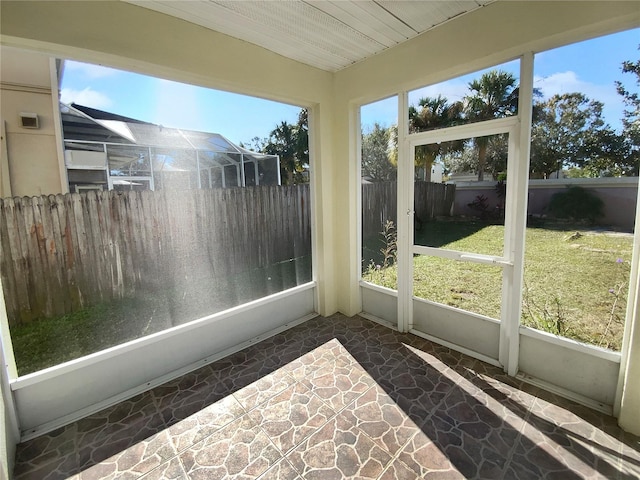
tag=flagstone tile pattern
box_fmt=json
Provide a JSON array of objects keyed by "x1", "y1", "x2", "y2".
[{"x1": 13, "y1": 314, "x2": 640, "y2": 479}]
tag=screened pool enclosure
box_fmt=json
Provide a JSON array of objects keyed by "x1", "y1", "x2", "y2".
[{"x1": 61, "y1": 103, "x2": 281, "y2": 192}]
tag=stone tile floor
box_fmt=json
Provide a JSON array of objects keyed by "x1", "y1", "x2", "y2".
[{"x1": 13, "y1": 314, "x2": 640, "y2": 479}]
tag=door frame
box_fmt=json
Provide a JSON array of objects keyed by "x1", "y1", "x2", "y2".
[{"x1": 398, "y1": 117, "x2": 521, "y2": 368}]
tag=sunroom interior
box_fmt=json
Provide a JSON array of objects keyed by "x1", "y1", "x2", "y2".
[{"x1": 1, "y1": 1, "x2": 640, "y2": 478}]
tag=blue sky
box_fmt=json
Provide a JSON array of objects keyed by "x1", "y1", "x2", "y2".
[
  {"x1": 60, "y1": 63, "x2": 302, "y2": 146},
  {"x1": 61, "y1": 28, "x2": 638, "y2": 143},
  {"x1": 361, "y1": 28, "x2": 639, "y2": 132}
]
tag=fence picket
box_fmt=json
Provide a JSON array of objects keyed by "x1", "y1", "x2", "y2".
[
  {"x1": 0, "y1": 199, "x2": 20, "y2": 321},
  {"x1": 361, "y1": 181, "x2": 455, "y2": 239}
]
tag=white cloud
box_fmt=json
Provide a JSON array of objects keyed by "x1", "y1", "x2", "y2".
[
  {"x1": 534, "y1": 70, "x2": 624, "y2": 129},
  {"x1": 60, "y1": 87, "x2": 113, "y2": 109},
  {"x1": 535, "y1": 71, "x2": 595, "y2": 98},
  {"x1": 64, "y1": 60, "x2": 121, "y2": 79},
  {"x1": 533, "y1": 70, "x2": 622, "y2": 106},
  {"x1": 409, "y1": 81, "x2": 470, "y2": 106},
  {"x1": 152, "y1": 79, "x2": 205, "y2": 131}
]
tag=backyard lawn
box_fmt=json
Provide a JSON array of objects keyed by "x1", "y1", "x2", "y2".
[
  {"x1": 9, "y1": 220, "x2": 632, "y2": 376},
  {"x1": 363, "y1": 220, "x2": 632, "y2": 351},
  {"x1": 10, "y1": 256, "x2": 311, "y2": 376}
]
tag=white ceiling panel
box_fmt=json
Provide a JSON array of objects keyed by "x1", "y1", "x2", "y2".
[
  {"x1": 124, "y1": 0, "x2": 494, "y2": 72},
  {"x1": 378, "y1": 1, "x2": 486, "y2": 32},
  {"x1": 217, "y1": 1, "x2": 385, "y2": 59},
  {"x1": 316, "y1": 2, "x2": 409, "y2": 46},
  {"x1": 324, "y1": 1, "x2": 418, "y2": 40}
]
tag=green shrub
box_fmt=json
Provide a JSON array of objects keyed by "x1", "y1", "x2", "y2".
[{"x1": 548, "y1": 186, "x2": 604, "y2": 223}]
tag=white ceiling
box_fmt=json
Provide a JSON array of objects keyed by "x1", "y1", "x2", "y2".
[{"x1": 125, "y1": 1, "x2": 493, "y2": 72}]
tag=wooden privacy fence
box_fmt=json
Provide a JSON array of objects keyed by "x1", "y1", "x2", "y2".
[
  {"x1": 0, "y1": 185, "x2": 311, "y2": 325},
  {"x1": 362, "y1": 181, "x2": 456, "y2": 238}
]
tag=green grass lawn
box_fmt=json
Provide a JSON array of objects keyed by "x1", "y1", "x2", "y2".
[
  {"x1": 9, "y1": 295, "x2": 172, "y2": 375},
  {"x1": 10, "y1": 256, "x2": 312, "y2": 376},
  {"x1": 363, "y1": 221, "x2": 632, "y2": 351}
]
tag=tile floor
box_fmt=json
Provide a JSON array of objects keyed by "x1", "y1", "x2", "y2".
[{"x1": 13, "y1": 314, "x2": 640, "y2": 479}]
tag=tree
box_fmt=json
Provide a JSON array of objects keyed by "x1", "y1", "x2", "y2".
[
  {"x1": 443, "y1": 133, "x2": 508, "y2": 180},
  {"x1": 409, "y1": 95, "x2": 464, "y2": 181},
  {"x1": 529, "y1": 93, "x2": 625, "y2": 178},
  {"x1": 264, "y1": 121, "x2": 296, "y2": 184},
  {"x1": 295, "y1": 109, "x2": 309, "y2": 172},
  {"x1": 463, "y1": 70, "x2": 518, "y2": 180},
  {"x1": 583, "y1": 128, "x2": 635, "y2": 177},
  {"x1": 263, "y1": 108, "x2": 309, "y2": 185},
  {"x1": 239, "y1": 136, "x2": 268, "y2": 153},
  {"x1": 387, "y1": 124, "x2": 398, "y2": 167},
  {"x1": 361, "y1": 123, "x2": 396, "y2": 182},
  {"x1": 616, "y1": 46, "x2": 640, "y2": 173}
]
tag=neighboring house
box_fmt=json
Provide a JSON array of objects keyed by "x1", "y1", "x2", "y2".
[
  {"x1": 0, "y1": 46, "x2": 66, "y2": 197},
  {"x1": 62, "y1": 103, "x2": 280, "y2": 193},
  {"x1": 431, "y1": 163, "x2": 443, "y2": 183},
  {"x1": 413, "y1": 163, "x2": 444, "y2": 183}
]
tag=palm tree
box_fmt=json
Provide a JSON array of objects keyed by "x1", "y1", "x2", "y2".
[
  {"x1": 409, "y1": 95, "x2": 464, "y2": 181},
  {"x1": 264, "y1": 121, "x2": 297, "y2": 184},
  {"x1": 464, "y1": 70, "x2": 518, "y2": 180},
  {"x1": 294, "y1": 109, "x2": 309, "y2": 174},
  {"x1": 262, "y1": 109, "x2": 309, "y2": 185}
]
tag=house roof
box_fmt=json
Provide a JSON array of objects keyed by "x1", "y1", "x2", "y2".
[
  {"x1": 61, "y1": 103, "x2": 278, "y2": 171},
  {"x1": 61, "y1": 103, "x2": 135, "y2": 144},
  {"x1": 123, "y1": 0, "x2": 493, "y2": 72},
  {"x1": 63, "y1": 103, "x2": 272, "y2": 156},
  {"x1": 70, "y1": 104, "x2": 149, "y2": 124}
]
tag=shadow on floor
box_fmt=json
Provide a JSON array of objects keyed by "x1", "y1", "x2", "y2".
[{"x1": 13, "y1": 314, "x2": 640, "y2": 479}]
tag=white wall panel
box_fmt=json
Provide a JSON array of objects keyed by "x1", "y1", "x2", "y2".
[
  {"x1": 13, "y1": 284, "x2": 315, "y2": 437},
  {"x1": 360, "y1": 284, "x2": 397, "y2": 327},
  {"x1": 519, "y1": 329, "x2": 620, "y2": 408},
  {"x1": 412, "y1": 298, "x2": 500, "y2": 361}
]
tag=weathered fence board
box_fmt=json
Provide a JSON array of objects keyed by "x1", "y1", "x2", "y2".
[
  {"x1": 362, "y1": 181, "x2": 456, "y2": 238},
  {"x1": 0, "y1": 185, "x2": 311, "y2": 325}
]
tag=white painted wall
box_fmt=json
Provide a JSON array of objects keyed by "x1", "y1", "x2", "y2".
[
  {"x1": 617, "y1": 180, "x2": 640, "y2": 435},
  {"x1": 413, "y1": 299, "x2": 501, "y2": 362},
  {"x1": 519, "y1": 329, "x2": 620, "y2": 409},
  {"x1": 454, "y1": 177, "x2": 639, "y2": 231},
  {"x1": 0, "y1": 121, "x2": 10, "y2": 198},
  {"x1": 360, "y1": 284, "x2": 398, "y2": 327},
  {"x1": 619, "y1": 294, "x2": 640, "y2": 434},
  {"x1": 431, "y1": 164, "x2": 443, "y2": 184}
]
